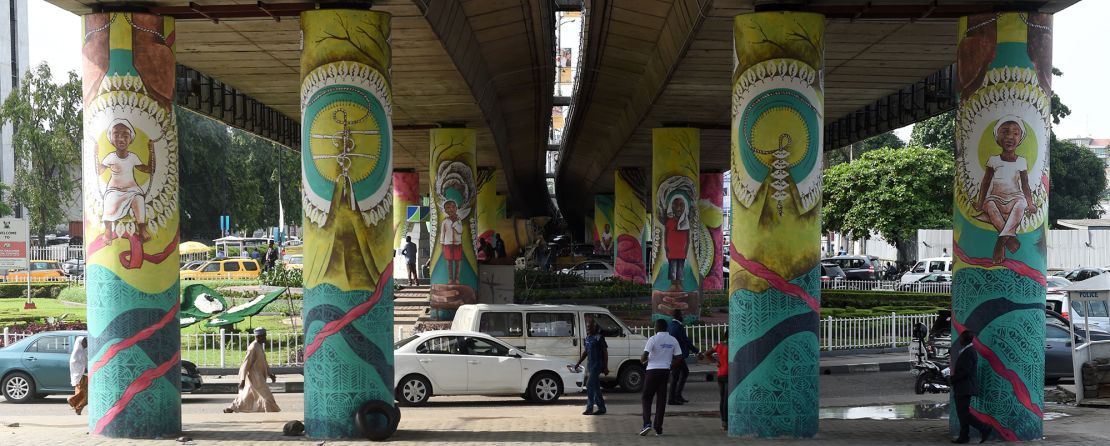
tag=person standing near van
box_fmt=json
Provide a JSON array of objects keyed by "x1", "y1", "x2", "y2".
[
  {"x1": 710, "y1": 331, "x2": 729, "y2": 430},
  {"x1": 667, "y1": 309, "x2": 698, "y2": 405},
  {"x1": 640, "y1": 319, "x2": 681, "y2": 436},
  {"x1": 575, "y1": 321, "x2": 609, "y2": 415}
]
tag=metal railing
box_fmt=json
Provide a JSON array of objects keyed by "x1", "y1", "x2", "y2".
[
  {"x1": 1, "y1": 328, "x2": 33, "y2": 348},
  {"x1": 29, "y1": 246, "x2": 84, "y2": 262},
  {"x1": 181, "y1": 330, "x2": 304, "y2": 368},
  {"x1": 822, "y1": 279, "x2": 951, "y2": 293}
]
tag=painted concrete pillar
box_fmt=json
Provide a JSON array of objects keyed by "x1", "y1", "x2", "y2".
[
  {"x1": 728, "y1": 11, "x2": 824, "y2": 438},
  {"x1": 699, "y1": 172, "x2": 725, "y2": 290},
  {"x1": 651, "y1": 128, "x2": 706, "y2": 323},
  {"x1": 951, "y1": 12, "x2": 1052, "y2": 441},
  {"x1": 393, "y1": 170, "x2": 420, "y2": 248},
  {"x1": 81, "y1": 12, "x2": 181, "y2": 438},
  {"x1": 429, "y1": 128, "x2": 479, "y2": 319},
  {"x1": 300, "y1": 8, "x2": 398, "y2": 439},
  {"x1": 476, "y1": 167, "x2": 497, "y2": 260},
  {"x1": 614, "y1": 168, "x2": 648, "y2": 283},
  {"x1": 593, "y1": 195, "x2": 614, "y2": 256}
]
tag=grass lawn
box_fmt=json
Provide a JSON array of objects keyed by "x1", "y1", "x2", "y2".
[{"x1": 0, "y1": 297, "x2": 86, "y2": 326}]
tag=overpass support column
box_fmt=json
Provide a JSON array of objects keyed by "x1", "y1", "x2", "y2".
[
  {"x1": 728, "y1": 11, "x2": 824, "y2": 438},
  {"x1": 951, "y1": 12, "x2": 1052, "y2": 442},
  {"x1": 80, "y1": 11, "x2": 181, "y2": 438},
  {"x1": 650, "y1": 128, "x2": 703, "y2": 323},
  {"x1": 393, "y1": 170, "x2": 420, "y2": 251},
  {"x1": 476, "y1": 167, "x2": 497, "y2": 259},
  {"x1": 614, "y1": 168, "x2": 648, "y2": 283},
  {"x1": 429, "y1": 128, "x2": 479, "y2": 319},
  {"x1": 593, "y1": 195, "x2": 614, "y2": 256},
  {"x1": 699, "y1": 172, "x2": 725, "y2": 290},
  {"x1": 300, "y1": 8, "x2": 398, "y2": 440}
]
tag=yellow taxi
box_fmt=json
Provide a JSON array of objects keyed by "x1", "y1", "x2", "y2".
[
  {"x1": 282, "y1": 254, "x2": 303, "y2": 271},
  {"x1": 180, "y1": 258, "x2": 261, "y2": 280},
  {"x1": 4, "y1": 260, "x2": 67, "y2": 282}
]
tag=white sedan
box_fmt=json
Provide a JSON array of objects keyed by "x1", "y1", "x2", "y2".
[
  {"x1": 393, "y1": 330, "x2": 583, "y2": 406},
  {"x1": 561, "y1": 260, "x2": 614, "y2": 281}
]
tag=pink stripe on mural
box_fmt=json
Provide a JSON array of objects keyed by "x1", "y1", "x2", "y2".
[{"x1": 730, "y1": 245, "x2": 819, "y2": 313}]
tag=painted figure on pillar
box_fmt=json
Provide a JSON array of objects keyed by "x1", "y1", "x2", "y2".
[
  {"x1": 699, "y1": 173, "x2": 725, "y2": 290},
  {"x1": 593, "y1": 195, "x2": 614, "y2": 256},
  {"x1": 80, "y1": 12, "x2": 181, "y2": 438},
  {"x1": 951, "y1": 12, "x2": 1052, "y2": 442},
  {"x1": 429, "y1": 129, "x2": 479, "y2": 319},
  {"x1": 614, "y1": 168, "x2": 648, "y2": 283},
  {"x1": 651, "y1": 128, "x2": 709, "y2": 323},
  {"x1": 300, "y1": 9, "x2": 398, "y2": 439},
  {"x1": 728, "y1": 12, "x2": 823, "y2": 438}
]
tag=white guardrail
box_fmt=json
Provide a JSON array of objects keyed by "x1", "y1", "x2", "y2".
[
  {"x1": 4, "y1": 313, "x2": 936, "y2": 366},
  {"x1": 822, "y1": 279, "x2": 951, "y2": 293}
]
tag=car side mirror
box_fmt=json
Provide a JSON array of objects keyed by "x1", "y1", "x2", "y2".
[{"x1": 508, "y1": 349, "x2": 522, "y2": 358}]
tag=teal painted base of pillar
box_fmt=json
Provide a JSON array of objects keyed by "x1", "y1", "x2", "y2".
[
  {"x1": 303, "y1": 283, "x2": 395, "y2": 439},
  {"x1": 727, "y1": 266, "x2": 819, "y2": 438}
]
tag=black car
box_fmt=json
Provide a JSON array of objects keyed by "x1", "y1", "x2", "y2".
[
  {"x1": 1059, "y1": 268, "x2": 1108, "y2": 283},
  {"x1": 898, "y1": 273, "x2": 952, "y2": 293},
  {"x1": 824, "y1": 255, "x2": 884, "y2": 281},
  {"x1": 820, "y1": 263, "x2": 847, "y2": 289}
]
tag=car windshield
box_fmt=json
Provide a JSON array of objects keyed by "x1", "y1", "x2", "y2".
[
  {"x1": 31, "y1": 262, "x2": 55, "y2": 271},
  {"x1": 1046, "y1": 277, "x2": 1070, "y2": 288},
  {"x1": 394, "y1": 335, "x2": 419, "y2": 349}
]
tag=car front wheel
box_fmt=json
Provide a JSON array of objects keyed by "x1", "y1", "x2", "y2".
[
  {"x1": 395, "y1": 374, "x2": 431, "y2": 407},
  {"x1": 618, "y1": 363, "x2": 644, "y2": 393},
  {"x1": 527, "y1": 372, "x2": 562, "y2": 403},
  {"x1": 2, "y1": 372, "x2": 36, "y2": 403}
]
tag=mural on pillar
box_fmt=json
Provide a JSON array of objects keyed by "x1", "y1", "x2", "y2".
[
  {"x1": 614, "y1": 168, "x2": 648, "y2": 283},
  {"x1": 651, "y1": 128, "x2": 710, "y2": 323},
  {"x1": 728, "y1": 12, "x2": 823, "y2": 438},
  {"x1": 393, "y1": 171, "x2": 420, "y2": 249},
  {"x1": 593, "y1": 195, "x2": 614, "y2": 256},
  {"x1": 950, "y1": 12, "x2": 1052, "y2": 442},
  {"x1": 476, "y1": 168, "x2": 497, "y2": 260},
  {"x1": 428, "y1": 129, "x2": 479, "y2": 319},
  {"x1": 300, "y1": 9, "x2": 397, "y2": 439},
  {"x1": 699, "y1": 173, "x2": 725, "y2": 290},
  {"x1": 80, "y1": 12, "x2": 182, "y2": 438}
]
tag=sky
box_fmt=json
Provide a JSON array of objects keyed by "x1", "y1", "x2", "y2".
[{"x1": 24, "y1": 0, "x2": 1110, "y2": 141}]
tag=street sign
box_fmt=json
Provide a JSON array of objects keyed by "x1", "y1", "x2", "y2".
[
  {"x1": 406, "y1": 205, "x2": 429, "y2": 223},
  {"x1": 0, "y1": 218, "x2": 28, "y2": 270}
]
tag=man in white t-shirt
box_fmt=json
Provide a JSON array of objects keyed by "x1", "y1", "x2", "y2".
[{"x1": 639, "y1": 318, "x2": 680, "y2": 436}]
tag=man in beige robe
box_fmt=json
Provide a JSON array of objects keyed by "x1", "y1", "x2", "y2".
[{"x1": 224, "y1": 328, "x2": 280, "y2": 413}]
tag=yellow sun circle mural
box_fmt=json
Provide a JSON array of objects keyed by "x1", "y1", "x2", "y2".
[
  {"x1": 309, "y1": 99, "x2": 382, "y2": 184},
  {"x1": 750, "y1": 106, "x2": 809, "y2": 167}
]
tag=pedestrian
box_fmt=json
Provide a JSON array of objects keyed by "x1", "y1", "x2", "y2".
[
  {"x1": 224, "y1": 327, "x2": 280, "y2": 413},
  {"x1": 640, "y1": 318, "x2": 681, "y2": 436},
  {"x1": 710, "y1": 331, "x2": 729, "y2": 430},
  {"x1": 494, "y1": 233, "x2": 507, "y2": 259},
  {"x1": 575, "y1": 320, "x2": 609, "y2": 415},
  {"x1": 67, "y1": 336, "x2": 88, "y2": 415},
  {"x1": 667, "y1": 309, "x2": 698, "y2": 405},
  {"x1": 943, "y1": 247, "x2": 950, "y2": 257},
  {"x1": 264, "y1": 241, "x2": 279, "y2": 271},
  {"x1": 950, "y1": 330, "x2": 992, "y2": 443},
  {"x1": 401, "y1": 236, "x2": 418, "y2": 286}
]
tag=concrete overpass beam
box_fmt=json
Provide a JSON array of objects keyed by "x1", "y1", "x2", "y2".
[
  {"x1": 299, "y1": 8, "x2": 398, "y2": 440},
  {"x1": 950, "y1": 11, "x2": 1053, "y2": 442},
  {"x1": 80, "y1": 11, "x2": 182, "y2": 439},
  {"x1": 428, "y1": 128, "x2": 479, "y2": 320},
  {"x1": 728, "y1": 11, "x2": 825, "y2": 438}
]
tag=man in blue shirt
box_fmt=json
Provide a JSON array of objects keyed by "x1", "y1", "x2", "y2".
[
  {"x1": 667, "y1": 309, "x2": 698, "y2": 405},
  {"x1": 575, "y1": 320, "x2": 609, "y2": 415}
]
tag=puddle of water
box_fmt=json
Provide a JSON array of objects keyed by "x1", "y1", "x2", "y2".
[{"x1": 819, "y1": 404, "x2": 1070, "y2": 422}]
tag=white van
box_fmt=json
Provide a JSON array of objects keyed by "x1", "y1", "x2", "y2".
[
  {"x1": 451, "y1": 304, "x2": 648, "y2": 392},
  {"x1": 901, "y1": 257, "x2": 953, "y2": 284}
]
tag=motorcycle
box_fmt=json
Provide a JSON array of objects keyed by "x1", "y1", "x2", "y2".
[{"x1": 910, "y1": 322, "x2": 949, "y2": 394}]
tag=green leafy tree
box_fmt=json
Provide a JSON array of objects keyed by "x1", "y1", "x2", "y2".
[
  {"x1": 826, "y1": 131, "x2": 905, "y2": 167},
  {"x1": 1048, "y1": 136, "x2": 1106, "y2": 226},
  {"x1": 0, "y1": 183, "x2": 13, "y2": 216},
  {"x1": 908, "y1": 110, "x2": 957, "y2": 153},
  {"x1": 823, "y1": 147, "x2": 954, "y2": 262},
  {"x1": 0, "y1": 63, "x2": 82, "y2": 244}
]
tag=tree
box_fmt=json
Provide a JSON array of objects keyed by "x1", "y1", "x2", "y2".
[
  {"x1": 908, "y1": 110, "x2": 957, "y2": 153},
  {"x1": 0, "y1": 63, "x2": 82, "y2": 244},
  {"x1": 826, "y1": 131, "x2": 906, "y2": 167},
  {"x1": 1048, "y1": 137, "x2": 1106, "y2": 226},
  {"x1": 823, "y1": 147, "x2": 954, "y2": 262},
  {"x1": 0, "y1": 183, "x2": 12, "y2": 217}
]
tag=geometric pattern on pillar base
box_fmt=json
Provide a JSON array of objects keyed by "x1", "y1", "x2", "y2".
[
  {"x1": 950, "y1": 11, "x2": 1052, "y2": 441},
  {"x1": 300, "y1": 8, "x2": 396, "y2": 439},
  {"x1": 81, "y1": 12, "x2": 182, "y2": 438},
  {"x1": 728, "y1": 11, "x2": 824, "y2": 438}
]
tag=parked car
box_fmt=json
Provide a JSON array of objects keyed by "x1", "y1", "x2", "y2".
[
  {"x1": 820, "y1": 263, "x2": 847, "y2": 289},
  {"x1": 824, "y1": 255, "x2": 884, "y2": 281},
  {"x1": 1046, "y1": 293, "x2": 1109, "y2": 332},
  {"x1": 4, "y1": 260, "x2": 67, "y2": 283},
  {"x1": 393, "y1": 330, "x2": 583, "y2": 406},
  {"x1": 60, "y1": 259, "x2": 84, "y2": 279},
  {"x1": 922, "y1": 309, "x2": 1110, "y2": 381},
  {"x1": 452, "y1": 304, "x2": 648, "y2": 392},
  {"x1": 181, "y1": 260, "x2": 206, "y2": 272},
  {"x1": 560, "y1": 260, "x2": 614, "y2": 281},
  {"x1": 282, "y1": 254, "x2": 304, "y2": 271},
  {"x1": 180, "y1": 258, "x2": 261, "y2": 280},
  {"x1": 898, "y1": 273, "x2": 952, "y2": 293},
  {"x1": 1046, "y1": 276, "x2": 1072, "y2": 295},
  {"x1": 0, "y1": 331, "x2": 203, "y2": 403},
  {"x1": 1058, "y1": 268, "x2": 1108, "y2": 283},
  {"x1": 900, "y1": 257, "x2": 953, "y2": 284}
]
